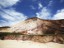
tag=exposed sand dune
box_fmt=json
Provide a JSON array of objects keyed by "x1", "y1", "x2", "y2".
[
  {"x1": 0, "y1": 40, "x2": 64, "y2": 48},
  {"x1": 0, "y1": 17, "x2": 64, "y2": 35}
]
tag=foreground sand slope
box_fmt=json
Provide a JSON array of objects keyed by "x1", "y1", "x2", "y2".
[{"x1": 0, "y1": 40, "x2": 64, "y2": 48}]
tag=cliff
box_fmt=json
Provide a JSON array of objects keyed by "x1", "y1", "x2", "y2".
[
  {"x1": 0, "y1": 17, "x2": 64, "y2": 35},
  {"x1": 10, "y1": 17, "x2": 64, "y2": 35}
]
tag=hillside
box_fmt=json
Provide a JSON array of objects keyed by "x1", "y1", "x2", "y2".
[
  {"x1": 0, "y1": 17, "x2": 64, "y2": 44},
  {"x1": 10, "y1": 17, "x2": 64, "y2": 35}
]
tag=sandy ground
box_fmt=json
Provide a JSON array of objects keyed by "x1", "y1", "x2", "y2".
[{"x1": 0, "y1": 40, "x2": 64, "y2": 48}]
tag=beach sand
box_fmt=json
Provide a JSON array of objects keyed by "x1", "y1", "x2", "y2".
[{"x1": 0, "y1": 40, "x2": 64, "y2": 48}]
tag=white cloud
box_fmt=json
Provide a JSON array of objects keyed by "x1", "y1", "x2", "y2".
[
  {"x1": 0, "y1": 0, "x2": 20, "y2": 7},
  {"x1": 0, "y1": 20, "x2": 9, "y2": 27},
  {"x1": 30, "y1": 6, "x2": 36, "y2": 10},
  {"x1": 0, "y1": 9, "x2": 28, "y2": 26},
  {"x1": 30, "y1": 3, "x2": 43, "y2": 10},
  {"x1": 48, "y1": 0, "x2": 53, "y2": 7},
  {"x1": 52, "y1": 9, "x2": 64, "y2": 20},
  {"x1": 36, "y1": 2, "x2": 52, "y2": 20},
  {"x1": 0, "y1": 0, "x2": 27, "y2": 27},
  {"x1": 36, "y1": 7, "x2": 51, "y2": 19},
  {"x1": 38, "y1": 3, "x2": 43, "y2": 9}
]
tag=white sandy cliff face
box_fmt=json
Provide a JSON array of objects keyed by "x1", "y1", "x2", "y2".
[
  {"x1": 10, "y1": 18, "x2": 58, "y2": 35},
  {"x1": 10, "y1": 18, "x2": 38, "y2": 34},
  {"x1": 0, "y1": 18, "x2": 64, "y2": 48}
]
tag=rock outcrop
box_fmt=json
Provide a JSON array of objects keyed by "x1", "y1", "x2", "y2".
[
  {"x1": 0, "y1": 17, "x2": 64, "y2": 44},
  {"x1": 10, "y1": 17, "x2": 64, "y2": 35}
]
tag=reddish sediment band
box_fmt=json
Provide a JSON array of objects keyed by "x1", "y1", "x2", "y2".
[{"x1": 0, "y1": 34, "x2": 64, "y2": 44}]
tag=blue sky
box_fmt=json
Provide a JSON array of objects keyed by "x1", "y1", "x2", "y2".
[{"x1": 0, "y1": 0, "x2": 64, "y2": 26}]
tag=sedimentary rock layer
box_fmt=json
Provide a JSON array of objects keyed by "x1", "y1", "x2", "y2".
[{"x1": 0, "y1": 34, "x2": 64, "y2": 44}]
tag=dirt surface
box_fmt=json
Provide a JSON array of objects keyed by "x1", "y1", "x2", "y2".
[{"x1": 0, "y1": 40, "x2": 64, "y2": 48}]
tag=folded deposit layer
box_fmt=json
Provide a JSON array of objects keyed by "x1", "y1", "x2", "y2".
[
  {"x1": 0, "y1": 17, "x2": 64, "y2": 35},
  {"x1": 0, "y1": 34, "x2": 64, "y2": 44}
]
